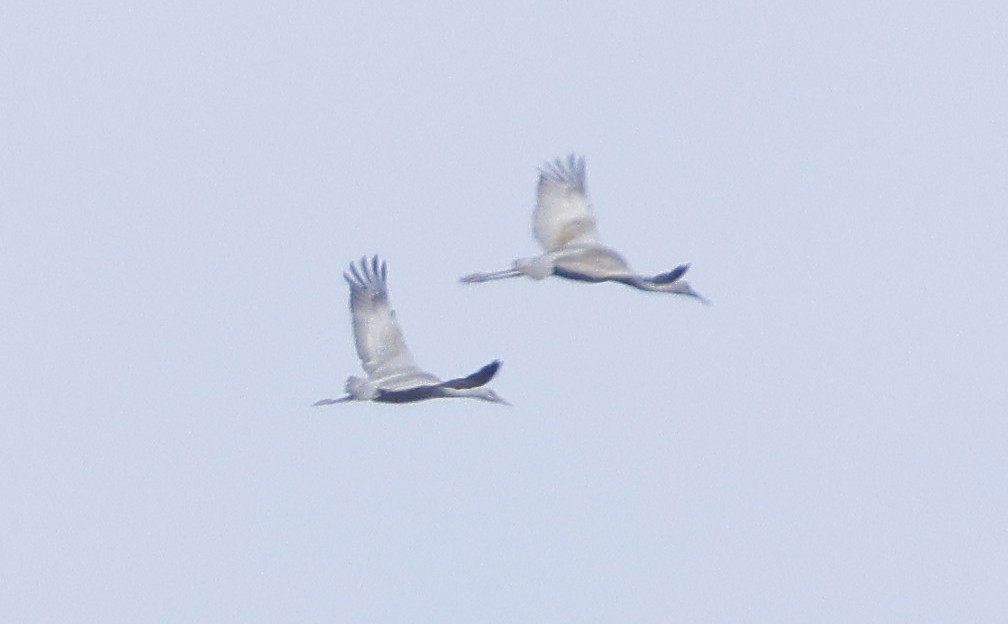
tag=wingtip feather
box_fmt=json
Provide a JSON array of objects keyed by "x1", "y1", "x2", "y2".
[{"x1": 539, "y1": 153, "x2": 587, "y2": 192}]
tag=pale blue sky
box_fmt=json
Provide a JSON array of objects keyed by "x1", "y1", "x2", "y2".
[{"x1": 2, "y1": 1, "x2": 1006, "y2": 622}]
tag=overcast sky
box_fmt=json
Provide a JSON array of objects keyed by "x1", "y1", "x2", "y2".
[{"x1": 2, "y1": 1, "x2": 1006, "y2": 622}]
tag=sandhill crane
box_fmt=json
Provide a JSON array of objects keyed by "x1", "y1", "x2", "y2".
[
  {"x1": 314, "y1": 256, "x2": 509, "y2": 406},
  {"x1": 460, "y1": 154, "x2": 710, "y2": 304}
]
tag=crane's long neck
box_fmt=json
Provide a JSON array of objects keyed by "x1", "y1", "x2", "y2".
[{"x1": 460, "y1": 268, "x2": 523, "y2": 283}]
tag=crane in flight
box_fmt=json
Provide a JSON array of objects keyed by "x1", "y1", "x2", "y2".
[
  {"x1": 315, "y1": 256, "x2": 509, "y2": 406},
  {"x1": 460, "y1": 154, "x2": 710, "y2": 304}
]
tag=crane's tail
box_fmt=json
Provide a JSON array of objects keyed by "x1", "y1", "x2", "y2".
[
  {"x1": 650, "y1": 263, "x2": 690, "y2": 284},
  {"x1": 440, "y1": 360, "x2": 502, "y2": 389}
]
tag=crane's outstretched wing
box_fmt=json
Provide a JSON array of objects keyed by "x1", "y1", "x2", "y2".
[
  {"x1": 534, "y1": 154, "x2": 601, "y2": 252},
  {"x1": 344, "y1": 256, "x2": 421, "y2": 378}
]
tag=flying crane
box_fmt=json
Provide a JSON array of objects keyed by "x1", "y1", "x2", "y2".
[
  {"x1": 315, "y1": 256, "x2": 509, "y2": 406},
  {"x1": 461, "y1": 154, "x2": 709, "y2": 304}
]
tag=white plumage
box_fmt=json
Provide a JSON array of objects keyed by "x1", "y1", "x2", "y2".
[
  {"x1": 461, "y1": 154, "x2": 709, "y2": 304},
  {"x1": 315, "y1": 256, "x2": 508, "y2": 406},
  {"x1": 533, "y1": 155, "x2": 600, "y2": 252}
]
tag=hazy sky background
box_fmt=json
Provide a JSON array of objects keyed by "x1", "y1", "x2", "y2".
[{"x1": 2, "y1": 1, "x2": 1006, "y2": 622}]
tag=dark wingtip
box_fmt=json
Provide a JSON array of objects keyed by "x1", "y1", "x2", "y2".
[
  {"x1": 345, "y1": 255, "x2": 388, "y2": 288},
  {"x1": 348, "y1": 259, "x2": 364, "y2": 285},
  {"x1": 568, "y1": 153, "x2": 585, "y2": 177},
  {"x1": 540, "y1": 153, "x2": 585, "y2": 181}
]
